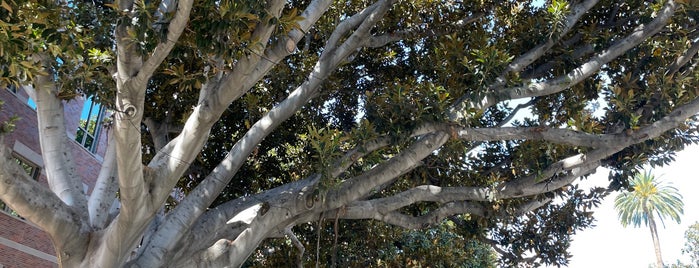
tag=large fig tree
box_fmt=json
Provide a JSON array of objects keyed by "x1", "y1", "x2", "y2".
[{"x1": 1, "y1": 0, "x2": 698, "y2": 267}]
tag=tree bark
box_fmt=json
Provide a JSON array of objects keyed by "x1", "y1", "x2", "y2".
[
  {"x1": 647, "y1": 207, "x2": 664, "y2": 268},
  {"x1": 1, "y1": 0, "x2": 697, "y2": 267}
]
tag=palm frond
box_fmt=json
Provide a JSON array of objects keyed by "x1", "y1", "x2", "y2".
[{"x1": 614, "y1": 170, "x2": 684, "y2": 228}]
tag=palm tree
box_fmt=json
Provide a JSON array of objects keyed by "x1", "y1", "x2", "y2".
[{"x1": 614, "y1": 170, "x2": 684, "y2": 268}]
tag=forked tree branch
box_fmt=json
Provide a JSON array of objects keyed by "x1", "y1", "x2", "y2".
[
  {"x1": 136, "y1": 2, "x2": 399, "y2": 266},
  {"x1": 493, "y1": 0, "x2": 600, "y2": 86},
  {"x1": 33, "y1": 66, "x2": 87, "y2": 217},
  {"x1": 0, "y1": 140, "x2": 88, "y2": 267},
  {"x1": 88, "y1": 133, "x2": 118, "y2": 229},
  {"x1": 449, "y1": 0, "x2": 678, "y2": 120},
  {"x1": 363, "y1": 13, "x2": 485, "y2": 48},
  {"x1": 135, "y1": 0, "x2": 194, "y2": 85}
]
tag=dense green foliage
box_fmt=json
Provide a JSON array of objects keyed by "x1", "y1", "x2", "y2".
[
  {"x1": 245, "y1": 219, "x2": 497, "y2": 267},
  {"x1": 684, "y1": 222, "x2": 699, "y2": 267},
  {"x1": 2, "y1": 0, "x2": 699, "y2": 266}
]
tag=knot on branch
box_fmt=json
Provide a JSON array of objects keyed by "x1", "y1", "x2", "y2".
[
  {"x1": 285, "y1": 38, "x2": 296, "y2": 54},
  {"x1": 305, "y1": 188, "x2": 320, "y2": 210},
  {"x1": 120, "y1": 103, "x2": 138, "y2": 119}
]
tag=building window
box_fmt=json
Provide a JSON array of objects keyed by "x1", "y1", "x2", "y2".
[
  {"x1": 0, "y1": 155, "x2": 40, "y2": 217},
  {"x1": 76, "y1": 96, "x2": 104, "y2": 153},
  {"x1": 5, "y1": 84, "x2": 36, "y2": 109}
]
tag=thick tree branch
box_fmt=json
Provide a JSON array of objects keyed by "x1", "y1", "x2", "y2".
[
  {"x1": 666, "y1": 38, "x2": 699, "y2": 77},
  {"x1": 136, "y1": 2, "x2": 397, "y2": 265},
  {"x1": 145, "y1": 0, "x2": 334, "y2": 201},
  {"x1": 329, "y1": 136, "x2": 392, "y2": 179},
  {"x1": 329, "y1": 0, "x2": 395, "y2": 65},
  {"x1": 326, "y1": 132, "x2": 450, "y2": 210},
  {"x1": 33, "y1": 67, "x2": 88, "y2": 217},
  {"x1": 363, "y1": 13, "x2": 484, "y2": 48},
  {"x1": 339, "y1": 192, "x2": 551, "y2": 229},
  {"x1": 168, "y1": 175, "x2": 321, "y2": 266},
  {"x1": 171, "y1": 176, "x2": 321, "y2": 268},
  {"x1": 197, "y1": 0, "x2": 286, "y2": 113},
  {"x1": 285, "y1": 227, "x2": 305, "y2": 268},
  {"x1": 249, "y1": 0, "x2": 286, "y2": 54},
  {"x1": 341, "y1": 200, "x2": 484, "y2": 229},
  {"x1": 196, "y1": 0, "x2": 335, "y2": 123},
  {"x1": 0, "y1": 140, "x2": 89, "y2": 267},
  {"x1": 449, "y1": 0, "x2": 678, "y2": 120},
  {"x1": 455, "y1": 126, "x2": 624, "y2": 148},
  {"x1": 372, "y1": 202, "x2": 487, "y2": 229},
  {"x1": 358, "y1": 185, "x2": 490, "y2": 207},
  {"x1": 135, "y1": 0, "x2": 193, "y2": 84},
  {"x1": 498, "y1": 159, "x2": 601, "y2": 199},
  {"x1": 88, "y1": 133, "x2": 118, "y2": 229},
  {"x1": 493, "y1": 0, "x2": 600, "y2": 86},
  {"x1": 499, "y1": 93, "x2": 699, "y2": 198}
]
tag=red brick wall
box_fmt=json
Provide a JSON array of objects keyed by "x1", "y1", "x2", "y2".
[
  {"x1": 0, "y1": 212, "x2": 57, "y2": 267},
  {"x1": 0, "y1": 88, "x2": 108, "y2": 266},
  {"x1": 0, "y1": 213, "x2": 55, "y2": 255},
  {"x1": 0, "y1": 245, "x2": 57, "y2": 268}
]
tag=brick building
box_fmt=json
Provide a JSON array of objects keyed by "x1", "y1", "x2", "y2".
[{"x1": 0, "y1": 86, "x2": 109, "y2": 268}]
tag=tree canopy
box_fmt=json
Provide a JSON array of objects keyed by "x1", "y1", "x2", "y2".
[
  {"x1": 1, "y1": 0, "x2": 699, "y2": 267},
  {"x1": 683, "y1": 222, "x2": 699, "y2": 267}
]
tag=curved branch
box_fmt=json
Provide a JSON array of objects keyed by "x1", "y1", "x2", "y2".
[
  {"x1": 501, "y1": 99, "x2": 536, "y2": 125},
  {"x1": 136, "y1": 2, "x2": 397, "y2": 265},
  {"x1": 200, "y1": 0, "x2": 335, "y2": 117},
  {"x1": 135, "y1": 0, "x2": 194, "y2": 84},
  {"x1": 493, "y1": 0, "x2": 600, "y2": 85},
  {"x1": 498, "y1": 93, "x2": 699, "y2": 198},
  {"x1": 415, "y1": 121, "x2": 636, "y2": 149},
  {"x1": 326, "y1": 132, "x2": 450, "y2": 209},
  {"x1": 370, "y1": 202, "x2": 486, "y2": 229},
  {"x1": 449, "y1": 0, "x2": 678, "y2": 120},
  {"x1": 666, "y1": 38, "x2": 699, "y2": 77},
  {"x1": 33, "y1": 67, "x2": 88, "y2": 216},
  {"x1": 354, "y1": 185, "x2": 491, "y2": 208},
  {"x1": 494, "y1": 0, "x2": 676, "y2": 101},
  {"x1": 167, "y1": 175, "x2": 320, "y2": 265},
  {"x1": 329, "y1": 136, "x2": 392, "y2": 178},
  {"x1": 363, "y1": 13, "x2": 485, "y2": 48},
  {"x1": 88, "y1": 133, "x2": 118, "y2": 229},
  {"x1": 0, "y1": 141, "x2": 88, "y2": 266},
  {"x1": 324, "y1": 1, "x2": 381, "y2": 54},
  {"x1": 171, "y1": 175, "x2": 321, "y2": 268},
  {"x1": 285, "y1": 227, "x2": 305, "y2": 268},
  {"x1": 342, "y1": 195, "x2": 551, "y2": 230},
  {"x1": 455, "y1": 126, "x2": 624, "y2": 148},
  {"x1": 498, "y1": 159, "x2": 601, "y2": 198}
]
